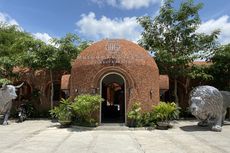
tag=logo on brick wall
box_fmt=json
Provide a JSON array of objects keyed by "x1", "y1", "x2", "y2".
[{"x1": 105, "y1": 39, "x2": 120, "y2": 53}]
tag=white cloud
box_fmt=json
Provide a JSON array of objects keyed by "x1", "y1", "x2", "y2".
[
  {"x1": 92, "y1": 0, "x2": 116, "y2": 7},
  {"x1": 0, "y1": 12, "x2": 22, "y2": 30},
  {"x1": 33, "y1": 32, "x2": 54, "y2": 45},
  {"x1": 91, "y1": 0, "x2": 161, "y2": 10},
  {"x1": 197, "y1": 15, "x2": 230, "y2": 44},
  {"x1": 0, "y1": 12, "x2": 54, "y2": 45},
  {"x1": 120, "y1": 0, "x2": 161, "y2": 9},
  {"x1": 76, "y1": 12, "x2": 142, "y2": 42}
]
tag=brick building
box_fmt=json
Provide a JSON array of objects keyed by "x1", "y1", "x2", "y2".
[
  {"x1": 13, "y1": 39, "x2": 169, "y2": 122},
  {"x1": 12, "y1": 68, "x2": 65, "y2": 116},
  {"x1": 62, "y1": 39, "x2": 169, "y2": 124}
]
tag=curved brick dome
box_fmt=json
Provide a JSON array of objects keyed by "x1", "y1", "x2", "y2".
[
  {"x1": 70, "y1": 39, "x2": 160, "y2": 117},
  {"x1": 72, "y1": 39, "x2": 158, "y2": 68}
]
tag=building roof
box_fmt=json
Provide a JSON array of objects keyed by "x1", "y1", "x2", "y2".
[
  {"x1": 72, "y1": 39, "x2": 158, "y2": 69},
  {"x1": 159, "y1": 75, "x2": 169, "y2": 90},
  {"x1": 12, "y1": 67, "x2": 30, "y2": 73},
  {"x1": 192, "y1": 61, "x2": 212, "y2": 66},
  {"x1": 61, "y1": 74, "x2": 70, "y2": 90}
]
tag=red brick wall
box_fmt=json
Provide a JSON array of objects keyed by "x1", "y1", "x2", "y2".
[{"x1": 70, "y1": 39, "x2": 160, "y2": 121}]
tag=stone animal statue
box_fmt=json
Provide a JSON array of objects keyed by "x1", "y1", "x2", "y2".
[
  {"x1": 189, "y1": 85, "x2": 223, "y2": 132},
  {"x1": 0, "y1": 83, "x2": 24, "y2": 125},
  {"x1": 220, "y1": 91, "x2": 230, "y2": 123}
]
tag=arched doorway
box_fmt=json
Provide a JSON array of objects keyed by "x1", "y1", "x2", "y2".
[{"x1": 100, "y1": 73, "x2": 125, "y2": 123}]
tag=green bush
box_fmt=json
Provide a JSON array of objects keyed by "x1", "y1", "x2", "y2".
[
  {"x1": 50, "y1": 98, "x2": 73, "y2": 122},
  {"x1": 151, "y1": 102, "x2": 180, "y2": 123},
  {"x1": 0, "y1": 78, "x2": 11, "y2": 85},
  {"x1": 127, "y1": 102, "x2": 142, "y2": 127},
  {"x1": 72, "y1": 94, "x2": 103, "y2": 126},
  {"x1": 140, "y1": 112, "x2": 156, "y2": 127}
]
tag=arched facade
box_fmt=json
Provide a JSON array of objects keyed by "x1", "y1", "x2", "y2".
[
  {"x1": 100, "y1": 72, "x2": 126, "y2": 123},
  {"x1": 69, "y1": 39, "x2": 162, "y2": 124}
]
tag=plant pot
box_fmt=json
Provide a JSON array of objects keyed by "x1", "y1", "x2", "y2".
[
  {"x1": 58, "y1": 120, "x2": 71, "y2": 127},
  {"x1": 156, "y1": 121, "x2": 170, "y2": 130},
  {"x1": 128, "y1": 119, "x2": 137, "y2": 127}
]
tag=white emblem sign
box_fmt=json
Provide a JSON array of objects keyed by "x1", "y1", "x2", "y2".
[{"x1": 105, "y1": 39, "x2": 120, "y2": 52}]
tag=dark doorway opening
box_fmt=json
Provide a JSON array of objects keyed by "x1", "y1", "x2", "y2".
[{"x1": 101, "y1": 73, "x2": 125, "y2": 123}]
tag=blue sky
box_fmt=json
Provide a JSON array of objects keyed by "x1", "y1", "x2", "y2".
[{"x1": 0, "y1": 0, "x2": 230, "y2": 44}]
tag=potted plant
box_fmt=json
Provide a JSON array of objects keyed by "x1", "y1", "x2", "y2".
[
  {"x1": 71, "y1": 94, "x2": 103, "y2": 127},
  {"x1": 151, "y1": 102, "x2": 180, "y2": 129},
  {"x1": 50, "y1": 98, "x2": 73, "y2": 127},
  {"x1": 127, "y1": 102, "x2": 142, "y2": 127}
]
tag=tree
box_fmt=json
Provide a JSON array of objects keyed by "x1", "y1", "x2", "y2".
[
  {"x1": 0, "y1": 23, "x2": 31, "y2": 82},
  {"x1": 51, "y1": 33, "x2": 89, "y2": 71},
  {"x1": 20, "y1": 33, "x2": 89, "y2": 109},
  {"x1": 210, "y1": 44, "x2": 230, "y2": 90},
  {"x1": 0, "y1": 23, "x2": 89, "y2": 109},
  {"x1": 48, "y1": 34, "x2": 89, "y2": 108},
  {"x1": 137, "y1": 0, "x2": 219, "y2": 105}
]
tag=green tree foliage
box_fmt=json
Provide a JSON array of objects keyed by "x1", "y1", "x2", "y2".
[
  {"x1": 19, "y1": 33, "x2": 89, "y2": 109},
  {"x1": 210, "y1": 44, "x2": 230, "y2": 90},
  {"x1": 20, "y1": 33, "x2": 88, "y2": 72},
  {"x1": 137, "y1": 0, "x2": 219, "y2": 104},
  {"x1": 0, "y1": 23, "x2": 31, "y2": 80},
  {"x1": 17, "y1": 37, "x2": 47, "y2": 69},
  {"x1": 0, "y1": 23, "x2": 89, "y2": 109},
  {"x1": 188, "y1": 63, "x2": 213, "y2": 81},
  {"x1": 0, "y1": 78, "x2": 11, "y2": 85},
  {"x1": 52, "y1": 33, "x2": 89, "y2": 71}
]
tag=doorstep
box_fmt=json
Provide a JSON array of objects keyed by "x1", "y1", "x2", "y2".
[{"x1": 95, "y1": 123, "x2": 129, "y2": 131}]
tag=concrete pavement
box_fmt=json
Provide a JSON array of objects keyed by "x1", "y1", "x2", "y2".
[{"x1": 0, "y1": 120, "x2": 230, "y2": 153}]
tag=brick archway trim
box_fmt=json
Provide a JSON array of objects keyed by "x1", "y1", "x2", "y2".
[{"x1": 92, "y1": 66, "x2": 135, "y2": 89}]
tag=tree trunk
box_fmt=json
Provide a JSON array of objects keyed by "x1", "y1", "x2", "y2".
[
  {"x1": 174, "y1": 78, "x2": 179, "y2": 106},
  {"x1": 185, "y1": 77, "x2": 190, "y2": 94},
  {"x1": 50, "y1": 70, "x2": 54, "y2": 109}
]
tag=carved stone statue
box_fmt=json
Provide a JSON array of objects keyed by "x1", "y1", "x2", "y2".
[
  {"x1": 189, "y1": 85, "x2": 223, "y2": 132},
  {"x1": 0, "y1": 83, "x2": 24, "y2": 125}
]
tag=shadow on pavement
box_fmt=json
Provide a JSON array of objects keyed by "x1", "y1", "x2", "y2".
[
  {"x1": 223, "y1": 121, "x2": 230, "y2": 126},
  {"x1": 50, "y1": 122, "x2": 96, "y2": 132},
  {"x1": 180, "y1": 125, "x2": 211, "y2": 132},
  {"x1": 67, "y1": 127, "x2": 95, "y2": 132},
  {"x1": 180, "y1": 119, "x2": 230, "y2": 132}
]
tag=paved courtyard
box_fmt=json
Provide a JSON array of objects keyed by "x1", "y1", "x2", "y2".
[{"x1": 0, "y1": 119, "x2": 230, "y2": 153}]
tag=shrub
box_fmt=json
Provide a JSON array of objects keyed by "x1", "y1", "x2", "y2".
[
  {"x1": 127, "y1": 102, "x2": 142, "y2": 127},
  {"x1": 72, "y1": 94, "x2": 103, "y2": 126},
  {"x1": 151, "y1": 102, "x2": 180, "y2": 123},
  {"x1": 141, "y1": 112, "x2": 156, "y2": 127},
  {"x1": 0, "y1": 78, "x2": 11, "y2": 85},
  {"x1": 50, "y1": 98, "x2": 73, "y2": 122}
]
